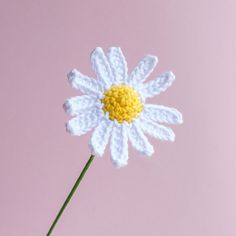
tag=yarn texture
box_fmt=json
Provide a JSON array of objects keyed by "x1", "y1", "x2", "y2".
[
  {"x1": 101, "y1": 85, "x2": 143, "y2": 123},
  {"x1": 64, "y1": 47, "x2": 183, "y2": 167}
]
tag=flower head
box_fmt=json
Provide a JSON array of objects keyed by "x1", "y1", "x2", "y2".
[{"x1": 64, "y1": 47, "x2": 183, "y2": 167}]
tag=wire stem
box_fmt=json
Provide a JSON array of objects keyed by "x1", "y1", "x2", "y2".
[{"x1": 47, "y1": 154, "x2": 95, "y2": 236}]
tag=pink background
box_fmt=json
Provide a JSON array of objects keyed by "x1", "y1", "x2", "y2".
[{"x1": 1, "y1": 0, "x2": 236, "y2": 235}]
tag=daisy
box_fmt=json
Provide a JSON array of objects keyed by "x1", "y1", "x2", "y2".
[
  {"x1": 47, "y1": 47, "x2": 183, "y2": 235},
  {"x1": 64, "y1": 47, "x2": 183, "y2": 167}
]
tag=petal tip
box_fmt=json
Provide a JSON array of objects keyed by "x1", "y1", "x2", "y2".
[
  {"x1": 170, "y1": 133, "x2": 175, "y2": 142},
  {"x1": 67, "y1": 68, "x2": 78, "y2": 78},
  {"x1": 91, "y1": 47, "x2": 103, "y2": 56},
  {"x1": 108, "y1": 46, "x2": 121, "y2": 52},
  {"x1": 63, "y1": 100, "x2": 70, "y2": 114},
  {"x1": 65, "y1": 122, "x2": 78, "y2": 136},
  {"x1": 149, "y1": 55, "x2": 159, "y2": 63},
  {"x1": 112, "y1": 159, "x2": 128, "y2": 168},
  {"x1": 145, "y1": 147, "x2": 154, "y2": 156},
  {"x1": 178, "y1": 115, "x2": 183, "y2": 124},
  {"x1": 175, "y1": 110, "x2": 183, "y2": 124},
  {"x1": 168, "y1": 71, "x2": 176, "y2": 81},
  {"x1": 67, "y1": 69, "x2": 79, "y2": 88},
  {"x1": 145, "y1": 55, "x2": 158, "y2": 67},
  {"x1": 89, "y1": 141, "x2": 103, "y2": 157}
]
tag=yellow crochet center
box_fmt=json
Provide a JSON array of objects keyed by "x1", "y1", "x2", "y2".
[{"x1": 101, "y1": 85, "x2": 143, "y2": 123}]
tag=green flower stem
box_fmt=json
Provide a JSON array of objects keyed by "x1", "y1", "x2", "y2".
[{"x1": 47, "y1": 154, "x2": 95, "y2": 236}]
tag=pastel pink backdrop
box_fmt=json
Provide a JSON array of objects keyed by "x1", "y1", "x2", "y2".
[{"x1": 1, "y1": 0, "x2": 236, "y2": 235}]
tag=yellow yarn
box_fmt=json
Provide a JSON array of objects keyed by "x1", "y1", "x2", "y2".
[{"x1": 101, "y1": 85, "x2": 143, "y2": 123}]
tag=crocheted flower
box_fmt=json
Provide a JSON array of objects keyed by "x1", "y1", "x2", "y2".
[{"x1": 64, "y1": 47, "x2": 183, "y2": 167}]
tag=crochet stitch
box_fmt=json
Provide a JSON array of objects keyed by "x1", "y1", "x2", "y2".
[
  {"x1": 64, "y1": 47, "x2": 183, "y2": 167},
  {"x1": 101, "y1": 84, "x2": 143, "y2": 123}
]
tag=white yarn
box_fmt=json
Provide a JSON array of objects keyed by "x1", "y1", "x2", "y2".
[
  {"x1": 140, "y1": 117, "x2": 175, "y2": 142},
  {"x1": 65, "y1": 47, "x2": 183, "y2": 167},
  {"x1": 107, "y1": 47, "x2": 128, "y2": 84},
  {"x1": 142, "y1": 104, "x2": 183, "y2": 124},
  {"x1": 110, "y1": 122, "x2": 129, "y2": 168},
  {"x1": 128, "y1": 122, "x2": 154, "y2": 156},
  {"x1": 91, "y1": 47, "x2": 114, "y2": 89},
  {"x1": 68, "y1": 69, "x2": 103, "y2": 96},
  {"x1": 89, "y1": 117, "x2": 113, "y2": 157},
  {"x1": 128, "y1": 55, "x2": 158, "y2": 85},
  {"x1": 63, "y1": 95, "x2": 98, "y2": 116},
  {"x1": 66, "y1": 106, "x2": 102, "y2": 136},
  {"x1": 140, "y1": 71, "x2": 175, "y2": 98}
]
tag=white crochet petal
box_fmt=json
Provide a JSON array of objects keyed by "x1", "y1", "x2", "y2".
[
  {"x1": 107, "y1": 47, "x2": 128, "y2": 84},
  {"x1": 128, "y1": 55, "x2": 158, "y2": 85},
  {"x1": 140, "y1": 71, "x2": 175, "y2": 99},
  {"x1": 143, "y1": 104, "x2": 183, "y2": 124},
  {"x1": 68, "y1": 69, "x2": 103, "y2": 96},
  {"x1": 91, "y1": 47, "x2": 113, "y2": 89},
  {"x1": 66, "y1": 107, "x2": 103, "y2": 136},
  {"x1": 63, "y1": 95, "x2": 98, "y2": 116},
  {"x1": 110, "y1": 123, "x2": 129, "y2": 168},
  {"x1": 89, "y1": 117, "x2": 113, "y2": 157},
  {"x1": 128, "y1": 122, "x2": 154, "y2": 156},
  {"x1": 140, "y1": 118, "x2": 175, "y2": 142}
]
